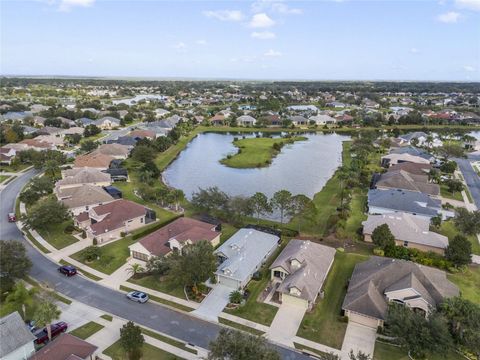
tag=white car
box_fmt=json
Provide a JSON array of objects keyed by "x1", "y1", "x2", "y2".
[{"x1": 126, "y1": 291, "x2": 149, "y2": 303}]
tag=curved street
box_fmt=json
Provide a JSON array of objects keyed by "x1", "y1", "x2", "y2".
[{"x1": 0, "y1": 170, "x2": 309, "y2": 360}]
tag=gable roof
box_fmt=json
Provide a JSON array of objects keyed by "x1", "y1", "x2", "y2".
[
  {"x1": 56, "y1": 185, "x2": 114, "y2": 209},
  {"x1": 30, "y1": 333, "x2": 97, "y2": 360},
  {"x1": 0, "y1": 311, "x2": 36, "y2": 357},
  {"x1": 375, "y1": 169, "x2": 440, "y2": 196},
  {"x1": 387, "y1": 162, "x2": 432, "y2": 176},
  {"x1": 92, "y1": 143, "x2": 130, "y2": 158},
  {"x1": 74, "y1": 153, "x2": 114, "y2": 168},
  {"x1": 58, "y1": 168, "x2": 111, "y2": 186},
  {"x1": 368, "y1": 188, "x2": 441, "y2": 217}
]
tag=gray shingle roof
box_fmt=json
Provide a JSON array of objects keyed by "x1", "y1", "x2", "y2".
[
  {"x1": 0, "y1": 311, "x2": 35, "y2": 357},
  {"x1": 375, "y1": 169, "x2": 440, "y2": 196}
]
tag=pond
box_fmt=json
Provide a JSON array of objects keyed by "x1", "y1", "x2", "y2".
[{"x1": 163, "y1": 132, "x2": 350, "y2": 200}]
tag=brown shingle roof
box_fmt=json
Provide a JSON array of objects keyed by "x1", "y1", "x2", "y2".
[
  {"x1": 129, "y1": 130, "x2": 156, "y2": 139},
  {"x1": 30, "y1": 333, "x2": 97, "y2": 360},
  {"x1": 74, "y1": 153, "x2": 114, "y2": 168},
  {"x1": 388, "y1": 162, "x2": 432, "y2": 176}
]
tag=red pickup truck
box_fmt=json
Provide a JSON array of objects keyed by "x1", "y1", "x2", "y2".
[{"x1": 34, "y1": 322, "x2": 68, "y2": 345}]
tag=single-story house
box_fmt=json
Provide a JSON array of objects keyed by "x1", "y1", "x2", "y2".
[
  {"x1": 57, "y1": 168, "x2": 111, "y2": 190},
  {"x1": 214, "y1": 228, "x2": 279, "y2": 289},
  {"x1": 93, "y1": 116, "x2": 121, "y2": 130},
  {"x1": 362, "y1": 213, "x2": 449, "y2": 255},
  {"x1": 75, "y1": 199, "x2": 151, "y2": 243},
  {"x1": 381, "y1": 153, "x2": 431, "y2": 167},
  {"x1": 309, "y1": 114, "x2": 337, "y2": 126},
  {"x1": 389, "y1": 146, "x2": 435, "y2": 162},
  {"x1": 129, "y1": 129, "x2": 156, "y2": 139},
  {"x1": 55, "y1": 184, "x2": 115, "y2": 215},
  {"x1": 29, "y1": 333, "x2": 98, "y2": 360},
  {"x1": 342, "y1": 256, "x2": 459, "y2": 328},
  {"x1": 289, "y1": 115, "x2": 308, "y2": 126},
  {"x1": 0, "y1": 311, "x2": 36, "y2": 360},
  {"x1": 373, "y1": 169, "x2": 440, "y2": 196},
  {"x1": 236, "y1": 115, "x2": 257, "y2": 126},
  {"x1": 92, "y1": 143, "x2": 130, "y2": 159},
  {"x1": 270, "y1": 240, "x2": 336, "y2": 310},
  {"x1": 74, "y1": 153, "x2": 114, "y2": 170},
  {"x1": 386, "y1": 162, "x2": 432, "y2": 176},
  {"x1": 76, "y1": 117, "x2": 95, "y2": 127},
  {"x1": 0, "y1": 146, "x2": 16, "y2": 165},
  {"x1": 209, "y1": 114, "x2": 225, "y2": 126},
  {"x1": 129, "y1": 217, "x2": 221, "y2": 261}
]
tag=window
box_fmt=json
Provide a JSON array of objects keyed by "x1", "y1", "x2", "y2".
[
  {"x1": 140, "y1": 217, "x2": 144, "y2": 223},
  {"x1": 403, "y1": 241, "x2": 409, "y2": 247},
  {"x1": 273, "y1": 270, "x2": 283, "y2": 279}
]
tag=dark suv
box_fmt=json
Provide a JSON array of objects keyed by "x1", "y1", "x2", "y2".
[
  {"x1": 34, "y1": 322, "x2": 68, "y2": 345},
  {"x1": 58, "y1": 265, "x2": 77, "y2": 277}
]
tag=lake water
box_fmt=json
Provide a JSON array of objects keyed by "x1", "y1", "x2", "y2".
[{"x1": 163, "y1": 132, "x2": 350, "y2": 200}]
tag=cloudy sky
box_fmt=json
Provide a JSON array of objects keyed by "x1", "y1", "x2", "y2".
[{"x1": 1, "y1": 0, "x2": 479, "y2": 80}]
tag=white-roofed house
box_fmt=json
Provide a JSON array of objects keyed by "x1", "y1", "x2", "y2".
[{"x1": 236, "y1": 115, "x2": 257, "y2": 127}]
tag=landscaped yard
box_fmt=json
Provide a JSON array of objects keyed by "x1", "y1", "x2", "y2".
[
  {"x1": 448, "y1": 265, "x2": 480, "y2": 304},
  {"x1": 438, "y1": 220, "x2": 480, "y2": 255},
  {"x1": 373, "y1": 341, "x2": 462, "y2": 360},
  {"x1": 342, "y1": 190, "x2": 367, "y2": 240},
  {"x1": 0, "y1": 163, "x2": 30, "y2": 173},
  {"x1": 218, "y1": 223, "x2": 238, "y2": 246},
  {"x1": 297, "y1": 251, "x2": 367, "y2": 349},
  {"x1": 128, "y1": 275, "x2": 187, "y2": 300},
  {"x1": 69, "y1": 321, "x2": 104, "y2": 340},
  {"x1": 36, "y1": 220, "x2": 79, "y2": 249},
  {"x1": 104, "y1": 340, "x2": 183, "y2": 360},
  {"x1": 0, "y1": 175, "x2": 11, "y2": 183},
  {"x1": 440, "y1": 184, "x2": 464, "y2": 202},
  {"x1": 220, "y1": 136, "x2": 307, "y2": 169}
]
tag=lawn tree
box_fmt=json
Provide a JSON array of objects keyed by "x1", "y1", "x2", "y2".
[
  {"x1": 290, "y1": 194, "x2": 317, "y2": 232},
  {"x1": 348, "y1": 350, "x2": 371, "y2": 360},
  {"x1": 371, "y1": 224, "x2": 395, "y2": 250},
  {"x1": 250, "y1": 192, "x2": 272, "y2": 222},
  {"x1": 271, "y1": 190, "x2": 293, "y2": 224},
  {"x1": 167, "y1": 241, "x2": 216, "y2": 295},
  {"x1": 191, "y1": 187, "x2": 230, "y2": 216},
  {"x1": 83, "y1": 124, "x2": 101, "y2": 137},
  {"x1": 229, "y1": 290, "x2": 243, "y2": 304},
  {"x1": 80, "y1": 140, "x2": 99, "y2": 152},
  {"x1": 228, "y1": 195, "x2": 254, "y2": 220},
  {"x1": 120, "y1": 321, "x2": 144, "y2": 360},
  {"x1": 81, "y1": 246, "x2": 101, "y2": 262},
  {"x1": 208, "y1": 328, "x2": 280, "y2": 360},
  {"x1": 145, "y1": 255, "x2": 169, "y2": 276},
  {"x1": 33, "y1": 299, "x2": 61, "y2": 341},
  {"x1": 0, "y1": 240, "x2": 32, "y2": 294},
  {"x1": 5, "y1": 282, "x2": 36, "y2": 319},
  {"x1": 23, "y1": 197, "x2": 70, "y2": 231},
  {"x1": 454, "y1": 208, "x2": 480, "y2": 236},
  {"x1": 169, "y1": 188, "x2": 184, "y2": 212},
  {"x1": 19, "y1": 176, "x2": 54, "y2": 206},
  {"x1": 440, "y1": 161, "x2": 456, "y2": 174},
  {"x1": 126, "y1": 263, "x2": 145, "y2": 277},
  {"x1": 444, "y1": 178, "x2": 463, "y2": 194},
  {"x1": 439, "y1": 144, "x2": 465, "y2": 159},
  {"x1": 132, "y1": 144, "x2": 156, "y2": 163},
  {"x1": 445, "y1": 234, "x2": 472, "y2": 267}
]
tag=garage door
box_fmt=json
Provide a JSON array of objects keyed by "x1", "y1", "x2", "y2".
[
  {"x1": 217, "y1": 275, "x2": 239, "y2": 289},
  {"x1": 282, "y1": 294, "x2": 308, "y2": 309},
  {"x1": 348, "y1": 312, "x2": 379, "y2": 328}
]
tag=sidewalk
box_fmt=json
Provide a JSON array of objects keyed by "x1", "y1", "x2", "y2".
[
  {"x1": 99, "y1": 258, "x2": 145, "y2": 289},
  {"x1": 49, "y1": 238, "x2": 93, "y2": 262}
]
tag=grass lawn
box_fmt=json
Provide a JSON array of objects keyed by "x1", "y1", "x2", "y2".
[
  {"x1": 128, "y1": 275, "x2": 187, "y2": 300},
  {"x1": 0, "y1": 163, "x2": 30, "y2": 173},
  {"x1": 448, "y1": 265, "x2": 480, "y2": 305},
  {"x1": 297, "y1": 252, "x2": 367, "y2": 349},
  {"x1": 219, "y1": 223, "x2": 238, "y2": 246},
  {"x1": 24, "y1": 228, "x2": 51, "y2": 253},
  {"x1": 219, "y1": 136, "x2": 307, "y2": 168},
  {"x1": 438, "y1": 220, "x2": 480, "y2": 255},
  {"x1": 440, "y1": 184, "x2": 464, "y2": 202},
  {"x1": 218, "y1": 318, "x2": 265, "y2": 336},
  {"x1": 104, "y1": 340, "x2": 184, "y2": 360},
  {"x1": 59, "y1": 259, "x2": 102, "y2": 281},
  {"x1": 140, "y1": 327, "x2": 197, "y2": 354},
  {"x1": 100, "y1": 314, "x2": 113, "y2": 321},
  {"x1": 342, "y1": 190, "x2": 367, "y2": 240},
  {"x1": 119, "y1": 285, "x2": 194, "y2": 312},
  {"x1": 373, "y1": 341, "x2": 461, "y2": 360},
  {"x1": 0, "y1": 175, "x2": 11, "y2": 183},
  {"x1": 36, "y1": 220, "x2": 79, "y2": 250},
  {"x1": 69, "y1": 321, "x2": 104, "y2": 340}
]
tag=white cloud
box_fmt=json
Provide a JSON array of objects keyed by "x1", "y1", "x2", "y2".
[
  {"x1": 252, "y1": 1, "x2": 302, "y2": 15},
  {"x1": 410, "y1": 47, "x2": 420, "y2": 54},
  {"x1": 251, "y1": 31, "x2": 276, "y2": 39},
  {"x1": 437, "y1": 11, "x2": 461, "y2": 23},
  {"x1": 455, "y1": 0, "x2": 480, "y2": 11},
  {"x1": 173, "y1": 42, "x2": 187, "y2": 52},
  {"x1": 463, "y1": 65, "x2": 476, "y2": 72},
  {"x1": 196, "y1": 39, "x2": 207, "y2": 45},
  {"x1": 203, "y1": 10, "x2": 244, "y2": 22},
  {"x1": 264, "y1": 49, "x2": 282, "y2": 57},
  {"x1": 249, "y1": 13, "x2": 275, "y2": 28},
  {"x1": 58, "y1": 0, "x2": 95, "y2": 12},
  {"x1": 271, "y1": 3, "x2": 302, "y2": 14}
]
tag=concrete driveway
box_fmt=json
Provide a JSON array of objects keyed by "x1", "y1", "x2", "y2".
[
  {"x1": 267, "y1": 303, "x2": 307, "y2": 347},
  {"x1": 191, "y1": 284, "x2": 233, "y2": 322},
  {"x1": 341, "y1": 322, "x2": 377, "y2": 358}
]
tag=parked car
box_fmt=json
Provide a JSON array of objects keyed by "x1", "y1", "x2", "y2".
[
  {"x1": 7, "y1": 213, "x2": 16, "y2": 222},
  {"x1": 126, "y1": 291, "x2": 149, "y2": 303},
  {"x1": 25, "y1": 320, "x2": 37, "y2": 333},
  {"x1": 34, "y1": 322, "x2": 68, "y2": 345},
  {"x1": 58, "y1": 265, "x2": 77, "y2": 277}
]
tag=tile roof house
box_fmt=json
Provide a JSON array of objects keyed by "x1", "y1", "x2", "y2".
[
  {"x1": 129, "y1": 129, "x2": 156, "y2": 139},
  {"x1": 129, "y1": 217, "x2": 221, "y2": 261},
  {"x1": 74, "y1": 153, "x2": 114, "y2": 170},
  {"x1": 209, "y1": 114, "x2": 225, "y2": 126},
  {"x1": 29, "y1": 333, "x2": 97, "y2": 360},
  {"x1": 236, "y1": 115, "x2": 257, "y2": 126},
  {"x1": 387, "y1": 162, "x2": 432, "y2": 176},
  {"x1": 362, "y1": 213, "x2": 449, "y2": 255},
  {"x1": 55, "y1": 184, "x2": 115, "y2": 215},
  {"x1": 0, "y1": 311, "x2": 36, "y2": 360},
  {"x1": 18, "y1": 138, "x2": 57, "y2": 151},
  {"x1": 75, "y1": 199, "x2": 150, "y2": 243},
  {"x1": 214, "y1": 228, "x2": 279, "y2": 289},
  {"x1": 374, "y1": 169, "x2": 440, "y2": 196},
  {"x1": 342, "y1": 256, "x2": 459, "y2": 328},
  {"x1": 289, "y1": 115, "x2": 308, "y2": 126},
  {"x1": 91, "y1": 143, "x2": 130, "y2": 159},
  {"x1": 367, "y1": 189, "x2": 450, "y2": 220},
  {"x1": 270, "y1": 240, "x2": 336, "y2": 310},
  {"x1": 309, "y1": 114, "x2": 337, "y2": 126},
  {"x1": 93, "y1": 116, "x2": 121, "y2": 130},
  {"x1": 57, "y1": 168, "x2": 111, "y2": 190}
]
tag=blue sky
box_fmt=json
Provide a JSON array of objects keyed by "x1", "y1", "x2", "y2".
[{"x1": 1, "y1": 0, "x2": 479, "y2": 80}]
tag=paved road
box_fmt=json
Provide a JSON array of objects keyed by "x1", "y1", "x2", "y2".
[
  {"x1": 0, "y1": 171, "x2": 309, "y2": 360},
  {"x1": 455, "y1": 157, "x2": 480, "y2": 208}
]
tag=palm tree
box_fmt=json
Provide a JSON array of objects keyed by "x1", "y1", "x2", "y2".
[
  {"x1": 33, "y1": 300, "x2": 61, "y2": 341},
  {"x1": 5, "y1": 282, "x2": 35, "y2": 319},
  {"x1": 170, "y1": 189, "x2": 184, "y2": 212},
  {"x1": 127, "y1": 263, "x2": 145, "y2": 277}
]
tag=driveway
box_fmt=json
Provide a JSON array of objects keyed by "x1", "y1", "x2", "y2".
[
  {"x1": 191, "y1": 284, "x2": 233, "y2": 322},
  {"x1": 341, "y1": 322, "x2": 377, "y2": 358},
  {"x1": 267, "y1": 303, "x2": 307, "y2": 347}
]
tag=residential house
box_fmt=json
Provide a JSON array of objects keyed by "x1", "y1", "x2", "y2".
[
  {"x1": 389, "y1": 146, "x2": 435, "y2": 162},
  {"x1": 74, "y1": 153, "x2": 114, "y2": 170},
  {"x1": 367, "y1": 188, "x2": 451, "y2": 220},
  {"x1": 57, "y1": 168, "x2": 112, "y2": 190},
  {"x1": 92, "y1": 143, "x2": 130, "y2": 159},
  {"x1": 129, "y1": 129, "x2": 156, "y2": 139},
  {"x1": 57, "y1": 117, "x2": 76, "y2": 127},
  {"x1": 308, "y1": 114, "x2": 336, "y2": 126},
  {"x1": 33, "y1": 116, "x2": 47, "y2": 127},
  {"x1": 286, "y1": 105, "x2": 319, "y2": 113},
  {"x1": 155, "y1": 108, "x2": 170, "y2": 118},
  {"x1": 381, "y1": 153, "x2": 431, "y2": 167},
  {"x1": 387, "y1": 162, "x2": 432, "y2": 176},
  {"x1": 362, "y1": 213, "x2": 449, "y2": 254},
  {"x1": 76, "y1": 117, "x2": 95, "y2": 127},
  {"x1": 105, "y1": 135, "x2": 139, "y2": 147},
  {"x1": 214, "y1": 228, "x2": 279, "y2": 289},
  {"x1": 0, "y1": 146, "x2": 16, "y2": 165},
  {"x1": 289, "y1": 115, "x2": 308, "y2": 126},
  {"x1": 55, "y1": 184, "x2": 115, "y2": 215},
  {"x1": 342, "y1": 256, "x2": 459, "y2": 328},
  {"x1": 236, "y1": 115, "x2": 257, "y2": 126},
  {"x1": 35, "y1": 126, "x2": 63, "y2": 136},
  {"x1": 129, "y1": 217, "x2": 221, "y2": 261},
  {"x1": 326, "y1": 101, "x2": 347, "y2": 108},
  {"x1": 0, "y1": 311, "x2": 36, "y2": 360},
  {"x1": 29, "y1": 333, "x2": 98, "y2": 360},
  {"x1": 270, "y1": 240, "x2": 336, "y2": 310},
  {"x1": 209, "y1": 114, "x2": 225, "y2": 126},
  {"x1": 0, "y1": 111, "x2": 33, "y2": 122},
  {"x1": 75, "y1": 199, "x2": 150, "y2": 243},
  {"x1": 399, "y1": 132, "x2": 443, "y2": 148},
  {"x1": 373, "y1": 169, "x2": 440, "y2": 196},
  {"x1": 18, "y1": 138, "x2": 56, "y2": 151},
  {"x1": 93, "y1": 116, "x2": 121, "y2": 130}
]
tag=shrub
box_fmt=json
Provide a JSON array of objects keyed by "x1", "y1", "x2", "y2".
[
  {"x1": 81, "y1": 230, "x2": 86, "y2": 239},
  {"x1": 64, "y1": 224, "x2": 75, "y2": 234},
  {"x1": 229, "y1": 290, "x2": 243, "y2": 304},
  {"x1": 373, "y1": 248, "x2": 384, "y2": 256},
  {"x1": 82, "y1": 246, "x2": 100, "y2": 262}
]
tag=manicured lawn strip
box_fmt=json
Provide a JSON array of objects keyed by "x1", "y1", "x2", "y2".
[
  {"x1": 297, "y1": 252, "x2": 367, "y2": 349},
  {"x1": 69, "y1": 321, "x2": 104, "y2": 340},
  {"x1": 218, "y1": 223, "x2": 238, "y2": 246},
  {"x1": 51, "y1": 291, "x2": 72, "y2": 305},
  {"x1": 119, "y1": 285, "x2": 194, "y2": 312},
  {"x1": 293, "y1": 343, "x2": 331, "y2": 358},
  {"x1": 59, "y1": 259, "x2": 102, "y2": 281},
  {"x1": 24, "y1": 228, "x2": 51, "y2": 253},
  {"x1": 100, "y1": 314, "x2": 113, "y2": 321},
  {"x1": 0, "y1": 163, "x2": 30, "y2": 173},
  {"x1": 36, "y1": 220, "x2": 79, "y2": 250},
  {"x1": 448, "y1": 265, "x2": 480, "y2": 305},
  {"x1": 440, "y1": 184, "x2": 464, "y2": 202},
  {"x1": 218, "y1": 318, "x2": 265, "y2": 336},
  {"x1": 15, "y1": 197, "x2": 21, "y2": 218},
  {"x1": 140, "y1": 327, "x2": 197, "y2": 354},
  {"x1": 25, "y1": 277, "x2": 71, "y2": 304},
  {"x1": 80, "y1": 132, "x2": 105, "y2": 144},
  {"x1": 373, "y1": 341, "x2": 461, "y2": 360},
  {"x1": 343, "y1": 190, "x2": 367, "y2": 240},
  {"x1": 438, "y1": 220, "x2": 480, "y2": 255},
  {"x1": 104, "y1": 340, "x2": 183, "y2": 360},
  {"x1": 465, "y1": 187, "x2": 474, "y2": 203},
  {"x1": 220, "y1": 136, "x2": 307, "y2": 168},
  {"x1": 0, "y1": 175, "x2": 11, "y2": 183},
  {"x1": 128, "y1": 276, "x2": 186, "y2": 300}
]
